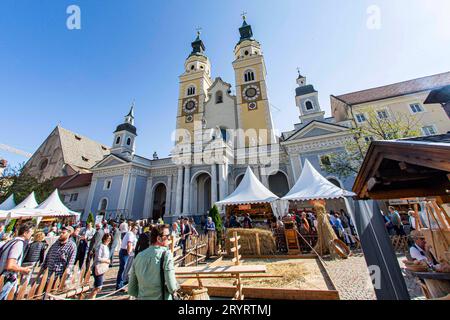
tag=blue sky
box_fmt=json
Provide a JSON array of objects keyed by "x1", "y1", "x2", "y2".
[{"x1": 1, "y1": 0, "x2": 450, "y2": 168}]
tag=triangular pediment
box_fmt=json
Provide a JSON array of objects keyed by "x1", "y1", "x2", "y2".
[
  {"x1": 286, "y1": 121, "x2": 349, "y2": 141},
  {"x1": 92, "y1": 154, "x2": 128, "y2": 169}
]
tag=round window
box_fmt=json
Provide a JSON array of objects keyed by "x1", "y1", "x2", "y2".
[{"x1": 244, "y1": 50, "x2": 249, "y2": 56}]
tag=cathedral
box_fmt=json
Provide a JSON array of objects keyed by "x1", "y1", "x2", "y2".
[{"x1": 83, "y1": 17, "x2": 354, "y2": 223}]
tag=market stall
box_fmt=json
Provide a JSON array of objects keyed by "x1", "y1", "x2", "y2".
[
  {"x1": 352, "y1": 134, "x2": 450, "y2": 299},
  {"x1": 216, "y1": 166, "x2": 279, "y2": 228},
  {"x1": 215, "y1": 167, "x2": 280, "y2": 255}
]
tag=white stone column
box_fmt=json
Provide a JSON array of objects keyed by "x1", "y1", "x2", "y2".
[
  {"x1": 125, "y1": 174, "x2": 137, "y2": 218},
  {"x1": 289, "y1": 154, "x2": 300, "y2": 181},
  {"x1": 165, "y1": 175, "x2": 172, "y2": 216},
  {"x1": 118, "y1": 173, "x2": 131, "y2": 212},
  {"x1": 175, "y1": 167, "x2": 183, "y2": 216},
  {"x1": 218, "y1": 163, "x2": 228, "y2": 200},
  {"x1": 260, "y1": 167, "x2": 269, "y2": 188},
  {"x1": 183, "y1": 165, "x2": 191, "y2": 214},
  {"x1": 211, "y1": 164, "x2": 218, "y2": 204},
  {"x1": 143, "y1": 176, "x2": 153, "y2": 219},
  {"x1": 84, "y1": 176, "x2": 98, "y2": 218}
]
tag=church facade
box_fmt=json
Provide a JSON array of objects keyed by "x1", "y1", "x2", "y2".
[{"x1": 83, "y1": 18, "x2": 354, "y2": 223}]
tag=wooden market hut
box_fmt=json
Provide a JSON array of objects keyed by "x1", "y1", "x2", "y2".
[{"x1": 352, "y1": 133, "x2": 450, "y2": 300}]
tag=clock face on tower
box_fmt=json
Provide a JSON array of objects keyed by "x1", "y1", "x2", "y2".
[
  {"x1": 242, "y1": 83, "x2": 261, "y2": 102},
  {"x1": 183, "y1": 98, "x2": 198, "y2": 114}
]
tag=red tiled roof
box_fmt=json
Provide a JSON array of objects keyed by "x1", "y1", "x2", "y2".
[
  {"x1": 53, "y1": 173, "x2": 92, "y2": 190},
  {"x1": 336, "y1": 71, "x2": 450, "y2": 105}
]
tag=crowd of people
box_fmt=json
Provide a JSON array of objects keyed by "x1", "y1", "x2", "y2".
[{"x1": 0, "y1": 214, "x2": 221, "y2": 300}]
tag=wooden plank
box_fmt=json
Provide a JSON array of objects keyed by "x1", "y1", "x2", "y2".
[
  {"x1": 27, "y1": 282, "x2": 38, "y2": 299},
  {"x1": 6, "y1": 285, "x2": 16, "y2": 300},
  {"x1": 16, "y1": 280, "x2": 29, "y2": 300},
  {"x1": 255, "y1": 233, "x2": 261, "y2": 256},
  {"x1": 0, "y1": 275, "x2": 4, "y2": 292},
  {"x1": 176, "y1": 264, "x2": 266, "y2": 275},
  {"x1": 36, "y1": 269, "x2": 49, "y2": 297},
  {"x1": 180, "y1": 285, "x2": 340, "y2": 300},
  {"x1": 45, "y1": 272, "x2": 56, "y2": 294},
  {"x1": 59, "y1": 269, "x2": 70, "y2": 290}
]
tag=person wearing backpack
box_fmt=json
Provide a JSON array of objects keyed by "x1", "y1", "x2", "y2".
[{"x1": 0, "y1": 221, "x2": 35, "y2": 300}]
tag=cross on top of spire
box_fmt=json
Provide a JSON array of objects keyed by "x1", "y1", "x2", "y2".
[
  {"x1": 241, "y1": 11, "x2": 247, "y2": 21},
  {"x1": 195, "y1": 27, "x2": 202, "y2": 39}
]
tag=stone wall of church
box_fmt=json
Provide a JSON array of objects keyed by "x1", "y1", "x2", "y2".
[
  {"x1": 131, "y1": 175, "x2": 147, "y2": 219},
  {"x1": 90, "y1": 175, "x2": 123, "y2": 214},
  {"x1": 203, "y1": 80, "x2": 237, "y2": 131}
]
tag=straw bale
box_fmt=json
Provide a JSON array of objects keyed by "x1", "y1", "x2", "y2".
[{"x1": 225, "y1": 228, "x2": 276, "y2": 256}]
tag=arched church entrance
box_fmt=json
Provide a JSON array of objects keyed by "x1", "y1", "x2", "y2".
[
  {"x1": 268, "y1": 171, "x2": 290, "y2": 197},
  {"x1": 327, "y1": 178, "x2": 342, "y2": 188},
  {"x1": 152, "y1": 183, "x2": 166, "y2": 220},
  {"x1": 235, "y1": 174, "x2": 244, "y2": 189},
  {"x1": 191, "y1": 172, "x2": 212, "y2": 216}
]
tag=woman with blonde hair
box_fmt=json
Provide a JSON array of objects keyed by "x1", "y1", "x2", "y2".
[{"x1": 22, "y1": 231, "x2": 48, "y2": 283}]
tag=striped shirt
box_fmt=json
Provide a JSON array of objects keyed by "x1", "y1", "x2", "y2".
[{"x1": 41, "y1": 239, "x2": 77, "y2": 277}]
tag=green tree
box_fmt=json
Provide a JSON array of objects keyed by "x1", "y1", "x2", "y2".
[
  {"x1": 209, "y1": 205, "x2": 223, "y2": 240},
  {"x1": 321, "y1": 108, "x2": 422, "y2": 179},
  {"x1": 0, "y1": 162, "x2": 55, "y2": 204},
  {"x1": 86, "y1": 212, "x2": 95, "y2": 225}
]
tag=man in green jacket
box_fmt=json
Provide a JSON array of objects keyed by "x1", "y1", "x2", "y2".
[{"x1": 128, "y1": 224, "x2": 179, "y2": 300}]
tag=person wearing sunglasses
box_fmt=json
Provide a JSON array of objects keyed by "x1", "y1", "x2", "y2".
[{"x1": 128, "y1": 224, "x2": 179, "y2": 300}]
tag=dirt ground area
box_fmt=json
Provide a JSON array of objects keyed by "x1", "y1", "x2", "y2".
[{"x1": 197, "y1": 258, "x2": 331, "y2": 291}]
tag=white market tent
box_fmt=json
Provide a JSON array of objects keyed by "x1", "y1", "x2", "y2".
[
  {"x1": 0, "y1": 195, "x2": 16, "y2": 219},
  {"x1": 215, "y1": 167, "x2": 286, "y2": 218},
  {"x1": 35, "y1": 189, "x2": 81, "y2": 218},
  {"x1": 282, "y1": 159, "x2": 356, "y2": 201},
  {"x1": 14, "y1": 191, "x2": 39, "y2": 210},
  {"x1": 0, "y1": 194, "x2": 16, "y2": 210},
  {"x1": 3, "y1": 190, "x2": 80, "y2": 220},
  {"x1": 216, "y1": 167, "x2": 279, "y2": 206}
]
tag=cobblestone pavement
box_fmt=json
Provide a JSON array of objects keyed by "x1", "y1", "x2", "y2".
[{"x1": 323, "y1": 251, "x2": 377, "y2": 300}]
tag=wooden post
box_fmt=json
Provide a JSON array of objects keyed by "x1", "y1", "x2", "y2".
[{"x1": 255, "y1": 232, "x2": 261, "y2": 256}]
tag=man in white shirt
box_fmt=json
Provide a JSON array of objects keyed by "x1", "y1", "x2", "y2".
[
  {"x1": 119, "y1": 219, "x2": 129, "y2": 240},
  {"x1": 409, "y1": 230, "x2": 437, "y2": 266},
  {"x1": 116, "y1": 224, "x2": 138, "y2": 290}
]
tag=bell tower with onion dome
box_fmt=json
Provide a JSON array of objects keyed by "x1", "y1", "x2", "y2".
[
  {"x1": 175, "y1": 29, "x2": 213, "y2": 145},
  {"x1": 111, "y1": 103, "x2": 137, "y2": 160},
  {"x1": 232, "y1": 14, "x2": 276, "y2": 147}
]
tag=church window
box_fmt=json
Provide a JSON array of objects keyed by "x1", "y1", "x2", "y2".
[
  {"x1": 69, "y1": 193, "x2": 78, "y2": 202},
  {"x1": 187, "y1": 86, "x2": 196, "y2": 96},
  {"x1": 190, "y1": 65, "x2": 195, "y2": 70},
  {"x1": 127, "y1": 137, "x2": 131, "y2": 146},
  {"x1": 377, "y1": 109, "x2": 389, "y2": 119},
  {"x1": 98, "y1": 198, "x2": 108, "y2": 213},
  {"x1": 115, "y1": 136, "x2": 121, "y2": 144},
  {"x1": 244, "y1": 50, "x2": 249, "y2": 56},
  {"x1": 305, "y1": 100, "x2": 314, "y2": 111},
  {"x1": 215, "y1": 91, "x2": 223, "y2": 104},
  {"x1": 220, "y1": 128, "x2": 228, "y2": 141},
  {"x1": 355, "y1": 113, "x2": 366, "y2": 123},
  {"x1": 244, "y1": 70, "x2": 255, "y2": 82},
  {"x1": 103, "y1": 179, "x2": 112, "y2": 190}
]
